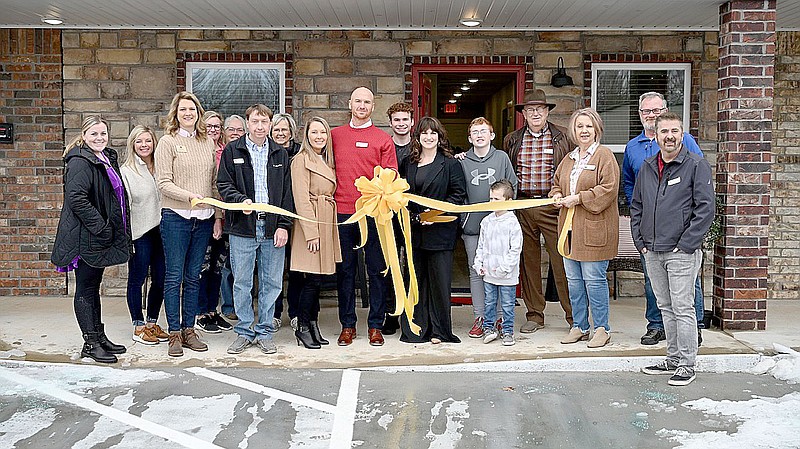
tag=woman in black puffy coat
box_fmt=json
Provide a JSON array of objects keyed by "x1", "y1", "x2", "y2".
[{"x1": 52, "y1": 115, "x2": 131, "y2": 363}]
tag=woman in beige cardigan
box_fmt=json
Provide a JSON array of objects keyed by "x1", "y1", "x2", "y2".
[
  {"x1": 550, "y1": 108, "x2": 619, "y2": 348},
  {"x1": 290, "y1": 117, "x2": 342, "y2": 349}
]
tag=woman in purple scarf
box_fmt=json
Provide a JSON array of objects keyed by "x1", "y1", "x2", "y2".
[{"x1": 52, "y1": 116, "x2": 132, "y2": 363}]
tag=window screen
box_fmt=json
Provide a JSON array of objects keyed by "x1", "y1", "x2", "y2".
[
  {"x1": 591, "y1": 63, "x2": 691, "y2": 152},
  {"x1": 186, "y1": 62, "x2": 285, "y2": 119}
]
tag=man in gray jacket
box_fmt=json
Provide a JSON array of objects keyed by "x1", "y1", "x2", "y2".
[
  {"x1": 459, "y1": 117, "x2": 518, "y2": 338},
  {"x1": 631, "y1": 112, "x2": 714, "y2": 386}
]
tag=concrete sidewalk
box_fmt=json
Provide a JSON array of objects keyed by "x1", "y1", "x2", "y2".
[{"x1": 1, "y1": 295, "x2": 797, "y2": 368}]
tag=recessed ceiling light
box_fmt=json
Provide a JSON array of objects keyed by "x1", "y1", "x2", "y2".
[
  {"x1": 460, "y1": 86, "x2": 470, "y2": 91},
  {"x1": 453, "y1": 92, "x2": 463, "y2": 97},
  {"x1": 468, "y1": 78, "x2": 479, "y2": 83},
  {"x1": 459, "y1": 18, "x2": 482, "y2": 27},
  {"x1": 448, "y1": 99, "x2": 457, "y2": 103},
  {"x1": 41, "y1": 17, "x2": 63, "y2": 25}
]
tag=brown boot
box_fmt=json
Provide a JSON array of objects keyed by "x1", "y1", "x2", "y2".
[
  {"x1": 182, "y1": 328, "x2": 208, "y2": 352},
  {"x1": 168, "y1": 331, "x2": 183, "y2": 357}
]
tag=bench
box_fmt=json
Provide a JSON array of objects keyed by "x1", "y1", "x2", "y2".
[{"x1": 608, "y1": 215, "x2": 643, "y2": 300}]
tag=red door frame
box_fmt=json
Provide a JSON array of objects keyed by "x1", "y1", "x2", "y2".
[{"x1": 410, "y1": 64, "x2": 527, "y2": 130}]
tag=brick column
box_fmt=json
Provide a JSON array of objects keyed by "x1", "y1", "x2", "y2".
[{"x1": 714, "y1": 0, "x2": 774, "y2": 330}]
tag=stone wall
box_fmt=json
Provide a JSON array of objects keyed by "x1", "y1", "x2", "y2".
[
  {"x1": 0, "y1": 29, "x2": 64, "y2": 295},
  {"x1": 771, "y1": 31, "x2": 800, "y2": 299}
]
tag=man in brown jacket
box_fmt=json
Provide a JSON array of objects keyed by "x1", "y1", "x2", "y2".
[{"x1": 503, "y1": 89, "x2": 573, "y2": 333}]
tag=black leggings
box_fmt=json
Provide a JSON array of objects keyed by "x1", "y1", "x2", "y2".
[
  {"x1": 297, "y1": 272, "x2": 322, "y2": 327},
  {"x1": 74, "y1": 259, "x2": 105, "y2": 335}
]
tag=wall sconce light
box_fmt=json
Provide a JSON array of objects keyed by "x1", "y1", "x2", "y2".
[{"x1": 551, "y1": 57, "x2": 574, "y2": 87}]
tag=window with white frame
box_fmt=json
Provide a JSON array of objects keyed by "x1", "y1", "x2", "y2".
[
  {"x1": 186, "y1": 62, "x2": 285, "y2": 119},
  {"x1": 591, "y1": 63, "x2": 691, "y2": 152}
]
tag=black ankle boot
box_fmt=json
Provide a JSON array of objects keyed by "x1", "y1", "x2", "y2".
[
  {"x1": 82, "y1": 333, "x2": 118, "y2": 363},
  {"x1": 309, "y1": 321, "x2": 329, "y2": 345},
  {"x1": 97, "y1": 324, "x2": 126, "y2": 354},
  {"x1": 383, "y1": 315, "x2": 399, "y2": 335},
  {"x1": 295, "y1": 326, "x2": 321, "y2": 349}
]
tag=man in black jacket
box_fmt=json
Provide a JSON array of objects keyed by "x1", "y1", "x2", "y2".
[
  {"x1": 631, "y1": 112, "x2": 714, "y2": 387},
  {"x1": 217, "y1": 104, "x2": 293, "y2": 355}
]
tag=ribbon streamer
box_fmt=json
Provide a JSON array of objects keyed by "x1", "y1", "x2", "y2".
[
  {"x1": 557, "y1": 206, "x2": 575, "y2": 258},
  {"x1": 194, "y1": 167, "x2": 556, "y2": 336}
]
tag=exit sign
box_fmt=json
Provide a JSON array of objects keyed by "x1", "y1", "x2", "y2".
[{"x1": 444, "y1": 103, "x2": 458, "y2": 113}]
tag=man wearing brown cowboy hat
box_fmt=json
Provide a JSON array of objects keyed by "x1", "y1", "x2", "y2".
[{"x1": 503, "y1": 89, "x2": 573, "y2": 333}]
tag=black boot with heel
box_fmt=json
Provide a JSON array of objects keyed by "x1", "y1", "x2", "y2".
[
  {"x1": 309, "y1": 321, "x2": 329, "y2": 345},
  {"x1": 295, "y1": 326, "x2": 321, "y2": 349},
  {"x1": 82, "y1": 333, "x2": 118, "y2": 363}
]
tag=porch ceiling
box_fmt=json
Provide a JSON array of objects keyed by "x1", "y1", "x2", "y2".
[{"x1": 4, "y1": 0, "x2": 800, "y2": 31}]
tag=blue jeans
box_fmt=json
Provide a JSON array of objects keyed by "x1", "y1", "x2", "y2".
[
  {"x1": 220, "y1": 261, "x2": 234, "y2": 315},
  {"x1": 483, "y1": 283, "x2": 516, "y2": 335},
  {"x1": 336, "y1": 214, "x2": 387, "y2": 330},
  {"x1": 563, "y1": 258, "x2": 610, "y2": 332},
  {"x1": 229, "y1": 221, "x2": 285, "y2": 341},
  {"x1": 642, "y1": 254, "x2": 704, "y2": 329},
  {"x1": 126, "y1": 226, "x2": 166, "y2": 325},
  {"x1": 160, "y1": 210, "x2": 214, "y2": 332}
]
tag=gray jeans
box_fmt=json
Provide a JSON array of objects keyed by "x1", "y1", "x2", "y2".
[
  {"x1": 462, "y1": 234, "x2": 485, "y2": 319},
  {"x1": 644, "y1": 249, "x2": 703, "y2": 368}
]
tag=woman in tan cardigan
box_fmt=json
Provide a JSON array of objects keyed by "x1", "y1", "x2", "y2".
[
  {"x1": 550, "y1": 108, "x2": 619, "y2": 348},
  {"x1": 290, "y1": 117, "x2": 342, "y2": 349}
]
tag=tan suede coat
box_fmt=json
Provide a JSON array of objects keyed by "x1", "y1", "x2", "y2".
[
  {"x1": 289, "y1": 151, "x2": 342, "y2": 274},
  {"x1": 550, "y1": 144, "x2": 620, "y2": 262}
]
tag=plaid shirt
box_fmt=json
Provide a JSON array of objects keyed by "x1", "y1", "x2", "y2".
[
  {"x1": 246, "y1": 135, "x2": 270, "y2": 204},
  {"x1": 568, "y1": 142, "x2": 599, "y2": 194},
  {"x1": 517, "y1": 125, "x2": 554, "y2": 196}
]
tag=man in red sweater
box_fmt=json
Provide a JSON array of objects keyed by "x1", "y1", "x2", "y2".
[{"x1": 332, "y1": 87, "x2": 398, "y2": 347}]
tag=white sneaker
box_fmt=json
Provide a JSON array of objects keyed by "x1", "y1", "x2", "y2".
[
  {"x1": 483, "y1": 330, "x2": 499, "y2": 344},
  {"x1": 501, "y1": 333, "x2": 515, "y2": 346},
  {"x1": 290, "y1": 317, "x2": 298, "y2": 331}
]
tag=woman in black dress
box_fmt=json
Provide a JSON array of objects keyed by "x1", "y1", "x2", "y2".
[{"x1": 399, "y1": 117, "x2": 467, "y2": 344}]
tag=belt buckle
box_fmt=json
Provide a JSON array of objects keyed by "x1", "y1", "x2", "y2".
[{"x1": 256, "y1": 212, "x2": 267, "y2": 220}]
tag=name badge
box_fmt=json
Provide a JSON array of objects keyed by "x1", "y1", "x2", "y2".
[
  {"x1": 176, "y1": 145, "x2": 188, "y2": 153},
  {"x1": 272, "y1": 163, "x2": 283, "y2": 168},
  {"x1": 543, "y1": 148, "x2": 554, "y2": 154},
  {"x1": 584, "y1": 164, "x2": 596, "y2": 171},
  {"x1": 233, "y1": 158, "x2": 245, "y2": 164},
  {"x1": 667, "y1": 177, "x2": 681, "y2": 186},
  {"x1": 355, "y1": 141, "x2": 369, "y2": 148}
]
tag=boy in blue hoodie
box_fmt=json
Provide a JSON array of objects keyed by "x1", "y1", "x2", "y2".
[{"x1": 458, "y1": 117, "x2": 518, "y2": 338}]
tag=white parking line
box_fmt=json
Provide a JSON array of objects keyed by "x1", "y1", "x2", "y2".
[
  {"x1": 329, "y1": 369, "x2": 361, "y2": 449},
  {"x1": 0, "y1": 366, "x2": 223, "y2": 449},
  {"x1": 186, "y1": 367, "x2": 337, "y2": 413}
]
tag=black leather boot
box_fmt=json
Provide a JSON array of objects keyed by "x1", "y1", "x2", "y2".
[
  {"x1": 295, "y1": 326, "x2": 321, "y2": 349},
  {"x1": 82, "y1": 333, "x2": 118, "y2": 363},
  {"x1": 97, "y1": 324, "x2": 127, "y2": 354},
  {"x1": 309, "y1": 321, "x2": 329, "y2": 345}
]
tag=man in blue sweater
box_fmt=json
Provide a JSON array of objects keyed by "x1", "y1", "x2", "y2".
[{"x1": 622, "y1": 92, "x2": 706, "y2": 346}]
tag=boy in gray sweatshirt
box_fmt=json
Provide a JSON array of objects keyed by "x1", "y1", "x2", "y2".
[{"x1": 458, "y1": 117, "x2": 518, "y2": 338}]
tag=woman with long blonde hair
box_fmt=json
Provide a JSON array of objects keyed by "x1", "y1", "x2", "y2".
[
  {"x1": 52, "y1": 115, "x2": 131, "y2": 363},
  {"x1": 120, "y1": 125, "x2": 169, "y2": 346},
  {"x1": 155, "y1": 91, "x2": 221, "y2": 357}
]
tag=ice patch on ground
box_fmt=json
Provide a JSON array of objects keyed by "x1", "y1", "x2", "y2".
[
  {"x1": 0, "y1": 361, "x2": 172, "y2": 394},
  {"x1": 657, "y1": 391, "x2": 800, "y2": 449},
  {"x1": 0, "y1": 407, "x2": 57, "y2": 447},
  {"x1": 140, "y1": 393, "x2": 239, "y2": 444},
  {"x1": 288, "y1": 403, "x2": 331, "y2": 449},
  {"x1": 749, "y1": 344, "x2": 800, "y2": 384},
  {"x1": 426, "y1": 398, "x2": 469, "y2": 449},
  {"x1": 377, "y1": 413, "x2": 393, "y2": 430},
  {"x1": 239, "y1": 397, "x2": 277, "y2": 449},
  {"x1": 0, "y1": 349, "x2": 25, "y2": 359}
]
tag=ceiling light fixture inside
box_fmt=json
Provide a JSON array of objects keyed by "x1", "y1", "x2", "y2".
[
  {"x1": 448, "y1": 99, "x2": 457, "y2": 103},
  {"x1": 460, "y1": 86, "x2": 470, "y2": 91},
  {"x1": 41, "y1": 17, "x2": 63, "y2": 25},
  {"x1": 468, "y1": 78, "x2": 479, "y2": 83},
  {"x1": 453, "y1": 92, "x2": 463, "y2": 97}
]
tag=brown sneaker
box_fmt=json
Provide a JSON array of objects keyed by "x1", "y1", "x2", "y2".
[
  {"x1": 148, "y1": 323, "x2": 169, "y2": 342},
  {"x1": 132, "y1": 326, "x2": 158, "y2": 345},
  {"x1": 168, "y1": 331, "x2": 183, "y2": 357},
  {"x1": 182, "y1": 328, "x2": 208, "y2": 352}
]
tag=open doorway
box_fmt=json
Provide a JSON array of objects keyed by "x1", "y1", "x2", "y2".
[{"x1": 411, "y1": 64, "x2": 526, "y2": 300}]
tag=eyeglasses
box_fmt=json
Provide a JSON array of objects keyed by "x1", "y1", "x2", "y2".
[
  {"x1": 523, "y1": 106, "x2": 548, "y2": 115},
  {"x1": 470, "y1": 129, "x2": 492, "y2": 136},
  {"x1": 639, "y1": 108, "x2": 666, "y2": 116},
  {"x1": 226, "y1": 127, "x2": 245, "y2": 133},
  {"x1": 206, "y1": 124, "x2": 221, "y2": 130}
]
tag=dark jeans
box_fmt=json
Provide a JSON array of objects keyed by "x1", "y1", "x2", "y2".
[
  {"x1": 336, "y1": 214, "x2": 387, "y2": 330},
  {"x1": 274, "y1": 247, "x2": 301, "y2": 320},
  {"x1": 198, "y1": 235, "x2": 226, "y2": 315},
  {"x1": 74, "y1": 259, "x2": 105, "y2": 335},
  {"x1": 126, "y1": 226, "x2": 166, "y2": 325},
  {"x1": 297, "y1": 272, "x2": 323, "y2": 326},
  {"x1": 160, "y1": 210, "x2": 214, "y2": 332}
]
